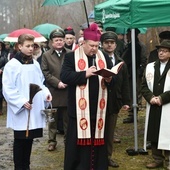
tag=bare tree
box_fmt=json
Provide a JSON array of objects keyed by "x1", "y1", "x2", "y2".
[{"x1": 0, "y1": 0, "x2": 169, "y2": 56}]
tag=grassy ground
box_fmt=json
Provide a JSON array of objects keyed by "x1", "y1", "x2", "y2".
[
  {"x1": 1, "y1": 100, "x2": 166, "y2": 170},
  {"x1": 30, "y1": 106, "x2": 165, "y2": 170},
  {"x1": 109, "y1": 106, "x2": 166, "y2": 170},
  {"x1": 110, "y1": 108, "x2": 150, "y2": 170}
]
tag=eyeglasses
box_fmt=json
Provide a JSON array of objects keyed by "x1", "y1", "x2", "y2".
[{"x1": 157, "y1": 49, "x2": 170, "y2": 53}]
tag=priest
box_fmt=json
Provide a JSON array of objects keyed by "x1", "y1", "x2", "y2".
[{"x1": 61, "y1": 23, "x2": 113, "y2": 170}]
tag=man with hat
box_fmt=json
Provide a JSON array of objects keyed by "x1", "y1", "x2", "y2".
[
  {"x1": 105, "y1": 27, "x2": 125, "y2": 57},
  {"x1": 148, "y1": 31, "x2": 170, "y2": 63},
  {"x1": 64, "y1": 26, "x2": 76, "y2": 50},
  {"x1": 101, "y1": 31, "x2": 131, "y2": 168},
  {"x1": 41, "y1": 28, "x2": 71, "y2": 151},
  {"x1": 141, "y1": 40, "x2": 170, "y2": 169},
  {"x1": 61, "y1": 23, "x2": 113, "y2": 170},
  {"x1": 146, "y1": 30, "x2": 170, "y2": 150}
]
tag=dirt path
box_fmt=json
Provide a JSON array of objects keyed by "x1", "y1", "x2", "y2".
[
  {"x1": 0, "y1": 101, "x2": 156, "y2": 170},
  {"x1": 0, "y1": 114, "x2": 65, "y2": 170}
]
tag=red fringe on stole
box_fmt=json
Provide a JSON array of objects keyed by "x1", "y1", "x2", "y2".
[
  {"x1": 77, "y1": 138, "x2": 105, "y2": 146},
  {"x1": 94, "y1": 139, "x2": 105, "y2": 146},
  {"x1": 77, "y1": 139, "x2": 92, "y2": 145}
]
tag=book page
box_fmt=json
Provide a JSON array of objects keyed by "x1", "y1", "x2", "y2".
[
  {"x1": 110, "y1": 61, "x2": 124, "y2": 74},
  {"x1": 93, "y1": 61, "x2": 124, "y2": 77}
]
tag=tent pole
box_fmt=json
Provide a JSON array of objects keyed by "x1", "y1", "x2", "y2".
[{"x1": 131, "y1": 29, "x2": 138, "y2": 152}]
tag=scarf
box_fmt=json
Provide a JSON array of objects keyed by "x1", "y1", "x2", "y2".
[
  {"x1": 75, "y1": 46, "x2": 107, "y2": 146},
  {"x1": 144, "y1": 61, "x2": 170, "y2": 150},
  {"x1": 15, "y1": 52, "x2": 33, "y2": 64}
]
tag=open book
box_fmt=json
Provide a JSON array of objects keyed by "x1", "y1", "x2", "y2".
[{"x1": 93, "y1": 61, "x2": 124, "y2": 77}]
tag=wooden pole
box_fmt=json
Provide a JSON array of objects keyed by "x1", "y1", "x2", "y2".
[{"x1": 26, "y1": 110, "x2": 31, "y2": 138}]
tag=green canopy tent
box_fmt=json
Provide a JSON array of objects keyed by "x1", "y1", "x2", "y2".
[
  {"x1": 87, "y1": 10, "x2": 147, "y2": 34},
  {"x1": 95, "y1": 0, "x2": 170, "y2": 28},
  {"x1": 115, "y1": 27, "x2": 147, "y2": 34},
  {"x1": 95, "y1": 0, "x2": 170, "y2": 155}
]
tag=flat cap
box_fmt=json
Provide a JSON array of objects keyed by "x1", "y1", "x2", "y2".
[
  {"x1": 159, "y1": 31, "x2": 170, "y2": 40},
  {"x1": 49, "y1": 29, "x2": 65, "y2": 40},
  {"x1": 100, "y1": 31, "x2": 118, "y2": 44}
]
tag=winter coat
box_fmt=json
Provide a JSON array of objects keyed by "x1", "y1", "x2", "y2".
[
  {"x1": 41, "y1": 47, "x2": 71, "y2": 107},
  {"x1": 107, "y1": 54, "x2": 131, "y2": 114}
]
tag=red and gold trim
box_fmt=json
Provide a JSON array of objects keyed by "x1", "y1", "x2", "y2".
[{"x1": 75, "y1": 46, "x2": 107, "y2": 146}]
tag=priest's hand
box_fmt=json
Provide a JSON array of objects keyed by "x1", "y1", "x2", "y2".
[
  {"x1": 86, "y1": 66, "x2": 96, "y2": 78},
  {"x1": 24, "y1": 101, "x2": 32, "y2": 110}
]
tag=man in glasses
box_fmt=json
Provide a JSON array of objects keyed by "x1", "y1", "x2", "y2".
[{"x1": 141, "y1": 40, "x2": 170, "y2": 169}]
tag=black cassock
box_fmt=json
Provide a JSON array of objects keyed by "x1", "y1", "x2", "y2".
[{"x1": 61, "y1": 51, "x2": 112, "y2": 170}]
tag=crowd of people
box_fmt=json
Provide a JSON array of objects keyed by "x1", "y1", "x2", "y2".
[{"x1": 0, "y1": 21, "x2": 170, "y2": 170}]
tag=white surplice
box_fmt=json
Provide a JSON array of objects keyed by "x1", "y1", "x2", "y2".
[{"x1": 2, "y1": 58, "x2": 51, "y2": 131}]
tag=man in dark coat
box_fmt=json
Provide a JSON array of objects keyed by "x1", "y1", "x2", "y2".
[
  {"x1": 105, "y1": 27, "x2": 125, "y2": 57},
  {"x1": 101, "y1": 31, "x2": 131, "y2": 168},
  {"x1": 64, "y1": 26, "x2": 76, "y2": 51},
  {"x1": 146, "y1": 30, "x2": 170, "y2": 150},
  {"x1": 141, "y1": 40, "x2": 170, "y2": 169},
  {"x1": 61, "y1": 23, "x2": 113, "y2": 170},
  {"x1": 41, "y1": 29, "x2": 71, "y2": 151},
  {"x1": 121, "y1": 28, "x2": 146, "y2": 123}
]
